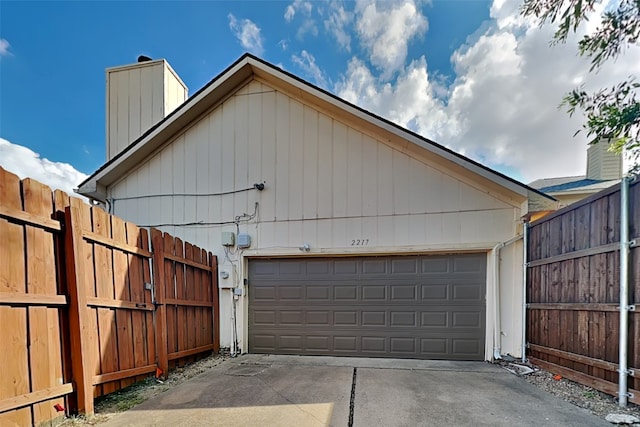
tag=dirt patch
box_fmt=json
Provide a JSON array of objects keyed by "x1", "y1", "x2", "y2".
[
  {"x1": 58, "y1": 354, "x2": 227, "y2": 426},
  {"x1": 500, "y1": 361, "x2": 640, "y2": 424}
]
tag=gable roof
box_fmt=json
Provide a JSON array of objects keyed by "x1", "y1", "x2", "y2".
[{"x1": 77, "y1": 53, "x2": 555, "y2": 204}]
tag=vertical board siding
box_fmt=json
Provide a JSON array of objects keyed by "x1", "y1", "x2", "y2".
[
  {"x1": 527, "y1": 179, "x2": 640, "y2": 404},
  {"x1": 0, "y1": 167, "x2": 219, "y2": 424},
  {"x1": 108, "y1": 80, "x2": 519, "y2": 252}
]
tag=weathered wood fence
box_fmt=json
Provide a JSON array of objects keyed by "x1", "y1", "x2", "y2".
[
  {"x1": 527, "y1": 177, "x2": 639, "y2": 405},
  {"x1": 0, "y1": 167, "x2": 220, "y2": 425}
]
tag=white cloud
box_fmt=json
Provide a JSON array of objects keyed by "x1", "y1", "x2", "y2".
[
  {"x1": 0, "y1": 138, "x2": 88, "y2": 197},
  {"x1": 285, "y1": 5, "x2": 296, "y2": 22},
  {"x1": 296, "y1": 19, "x2": 319, "y2": 40},
  {"x1": 228, "y1": 14, "x2": 265, "y2": 56},
  {"x1": 336, "y1": 0, "x2": 640, "y2": 182},
  {"x1": 292, "y1": 50, "x2": 329, "y2": 89},
  {"x1": 354, "y1": 0, "x2": 428, "y2": 77},
  {"x1": 284, "y1": 0, "x2": 313, "y2": 22},
  {"x1": 0, "y1": 38, "x2": 10, "y2": 56},
  {"x1": 324, "y1": 1, "x2": 352, "y2": 51}
]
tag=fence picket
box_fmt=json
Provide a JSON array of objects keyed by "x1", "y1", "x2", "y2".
[
  {"x1": 0, "y1": 167, "x2": 219, "y2": 423},
  {"x1": 528, "y1": 179, "x2": 640, "y2": 405}
]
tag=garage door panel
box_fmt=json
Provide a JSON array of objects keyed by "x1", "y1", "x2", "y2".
[
  {"x1": 279, "y1": 286, "x2": 303, "y2": 300},
  {"x1": 362, "y1": 285, "x2": 386, "y2": 300},
  {"x1": 362, "y1": 337, "x2": 386, "y2": 352},
  {"x1": 334, "y1": 285, "x2": 358, "y2": 300},
  {"x1": 279, "y1": 335, "x2": 303, "y2": 350},
  {"x1": 454, "y1": 256, "x2": 485, "y2": 273},
  {"x1": 362, "y1": 311, "x2": 386, "y2": 326},
  {"x1": 249, "y1": 254, "x2": 486, "y2": 360},
  {"x1": 253, "y1": 310, "x2": 277, "y2": 325},
  {"x1": 421, "y1": 338, "x2": 448, "y2": 355},
  {"x1": 452, "y1": 311, "x2": 483, "y2": 328},
  {"x1": 421, "y1": 258, "x2": 449, "y2": 273},
  {"x1": 306, "y1": 260, "x2": 331, "y2": 275},
  {"x1": 421, "y1": 283, "x2": 448, "y2": 300},
  {"x1": 335, "y1": 259, "x2": 359, "y2": 275},
  {"x1": 391, "y1": 285, "x2": 417, "y2": 300},
  {"x1": 307, "y1": 311, "x2": 330, "y2": 325},
  {"x1": 390, "y1": 311, "x2": 416, "y2": 326},
  {"x1": 452, "y1": 283, "x2": 483, "y2": 301},
  {"x1": 334, "y1": 311, "x2": 358, "y2": 325},
  {"x1": 334, "y1": 336, "x2": 358, "y2": 351},
  {"x1": 306, "y1": 286, "x2": 330, "y2": 300},
  {"x1": 280, "y1": 311, "x2": 304, "y2": 325},
  {"x1": 391, "y1": 258, "x2": 418, "y2": 274},
  {"x1": 362, "y1": 259, "x2": 385, "y2": 274},
  {"x1": 421, "y1": 311, "x2": 448, "y2": 327},
  {"x1": 307, "y1": 336, "x2": 330, "y2": 350},
  {"x1": 452, "y1": 339, "x2": 481, "y2": 355},
  {"x1": 253, "y1": 286, "x2": 277, "y2": 301}
]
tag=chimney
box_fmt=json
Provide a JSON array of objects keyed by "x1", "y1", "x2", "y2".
[
  {"x1": 106, "y1": 58, "x2": 188, "y2": 160},
  {"x1": 585, "y1": 139, "x2": 623, "y2": 180}
]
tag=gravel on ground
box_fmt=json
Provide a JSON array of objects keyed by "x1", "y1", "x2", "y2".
[{"x1": 498, "y1": 360, "x2": 640, "y2": 425}]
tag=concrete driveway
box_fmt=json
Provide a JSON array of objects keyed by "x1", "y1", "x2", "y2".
[{"x1": 103, "y1": 355, "x2": 609, "y2": 427}]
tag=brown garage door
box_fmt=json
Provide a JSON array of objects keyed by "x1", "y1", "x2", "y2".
[{"x1": 248, "y1": 254, "x2": 486, "y2": 360}]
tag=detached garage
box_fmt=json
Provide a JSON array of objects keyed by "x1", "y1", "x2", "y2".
[
  {"x1": 249, "y1": 254, "x2": 486, "y2": 360},
  {"x1": 77, "y1": 53, "x2": 557, "y2": 361}
]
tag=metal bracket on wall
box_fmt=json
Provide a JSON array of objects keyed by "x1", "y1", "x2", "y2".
[
  {"x1": 616, "y1": 305, "x2": 636, "y2": 311},
  {"x1": 145, "y1": 282, "x2": 155, "y2": 305},
  {"x1": 629, "y1": 239, "x2": 638, "y2": 248}
]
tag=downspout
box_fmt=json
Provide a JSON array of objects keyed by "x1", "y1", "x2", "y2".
[
  {"x1": 618, "y1": 176, "x2": 631, "y2": 407},
  {"x1": 492, "y1": 242, "x2": 503, "y2": 360},
  {"x1": 522, "y1": 220, "x2": 529, "y2": 363},
  {"x1": 492, "y1": 234, "x2": 524, "y2": 360}
]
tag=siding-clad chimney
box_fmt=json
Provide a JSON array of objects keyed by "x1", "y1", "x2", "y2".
[
  {"x1": 106, "y1": 59, "x2": 188, "y2": 160},
  {"x1": 586, "y1": 139, "x2": 622, "y2": 180}
]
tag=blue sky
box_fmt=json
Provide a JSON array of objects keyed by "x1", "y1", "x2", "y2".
[{"x1": 1, "y1": 0, "x2": 637, "y2": 194}]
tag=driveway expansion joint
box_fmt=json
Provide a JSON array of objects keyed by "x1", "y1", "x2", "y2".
[{"x1": 348, "y1": 368, "x2": 357, "y2": 427}]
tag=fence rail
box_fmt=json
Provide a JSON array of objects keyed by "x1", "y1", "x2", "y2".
[
  {"x1": 527, "y1": 177, "x2": 639, "y2": 405},
  {"x1": 0, "y1": 167, "x2": 219, "y2": 425}
]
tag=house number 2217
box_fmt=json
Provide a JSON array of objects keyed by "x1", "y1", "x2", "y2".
[{"x1": 351, "y1": 239, "x2": 369, "y2": 246}]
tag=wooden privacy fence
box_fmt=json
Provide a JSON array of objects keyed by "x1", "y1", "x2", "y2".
[
  {"x1": 527, "y1": 177, "x2": 639, "y2": 405},
  {"x1": 0, "y1": 167, "x2": 220, "y2": 425}
]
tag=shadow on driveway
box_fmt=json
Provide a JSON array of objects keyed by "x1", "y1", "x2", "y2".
[{"x1": 102, "y1": 355, "x2": 608, "y2": 426}]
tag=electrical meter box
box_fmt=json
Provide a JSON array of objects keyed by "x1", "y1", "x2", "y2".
[
  {"x1": 237, "y1": 233, "x2": 251, "y2": 249},
  {"x1": 221, "y1": 231, "x2": 235, "y2": 247},
  {"x1": 218, "y1": 268, "x2": 235, "y2": 289}
]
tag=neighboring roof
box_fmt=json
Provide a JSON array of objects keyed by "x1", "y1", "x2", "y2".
[
  {"x1": 529, "y1": 175, "x2": 619, "y2": 195},
  {"x1": 78, "y1": 53, "x2": 555, "y2": 204},
  {"x1": 529, "y1": 175, "x2": 586, "y2": 190}
]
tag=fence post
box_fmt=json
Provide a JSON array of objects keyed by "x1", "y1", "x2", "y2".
[
  {"x1": 618, "y1": 176, "x2": 630, "y2": 407},
  {"x1": 210, "y1": 252, "x2": 220, "y2": 354},
  {"x1": 151, "y1": 229, "x2": 169, "y2": 379},
  {"x1": 63, "y1": 202, "x2": 94, "y2": 414}
]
